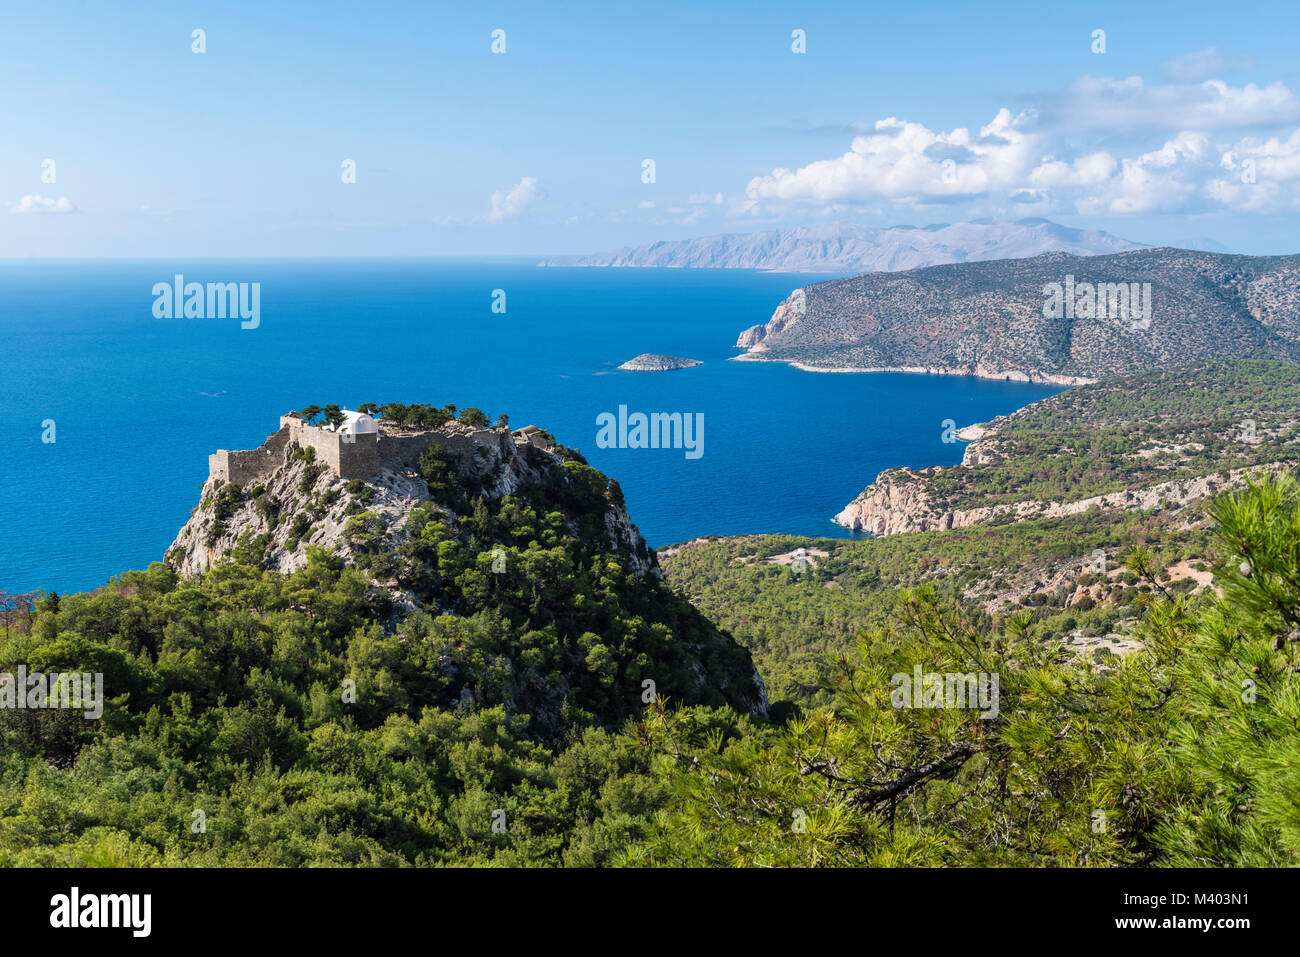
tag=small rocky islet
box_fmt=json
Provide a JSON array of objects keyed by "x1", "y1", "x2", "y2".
[{"x1": 617, "y1": 353, "x2": 703, "y2": 371}]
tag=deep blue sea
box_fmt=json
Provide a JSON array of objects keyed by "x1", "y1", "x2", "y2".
[{"x1": 0, "y1": 259, "x2": 1064, "y2": 594}]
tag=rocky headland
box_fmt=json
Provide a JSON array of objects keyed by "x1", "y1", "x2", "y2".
[
  {"x1": 734, "y1": 248, "x2": 1300, "y2": 383},
  {"x1": 831, "y1": 361, "x2": 1300, "y2": 536}
]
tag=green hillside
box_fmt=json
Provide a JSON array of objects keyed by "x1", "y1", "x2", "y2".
[
  {"x1": 0, "y1": 418, "x2": 762, "y2": 866},
  {"x1": 835, "y1": 361, "x2": 1300, "y2": 534},
  {"x1": 4, "y1": 384, "x2": 1300, "y2": 868},
  {"x1": 738, "y1": 249, "x2": 1300, "y2": 380}
]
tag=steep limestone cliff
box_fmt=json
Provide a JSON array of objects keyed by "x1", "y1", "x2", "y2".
[
  {"x1": 736, "y1": 288, "x2": 805, "y2": 350},
  {"x1": 164, "y1": 411, "x2": 769, "y2": 726},
  {"x1": 169, "y1": 421, "x2": 660, "y2": 583},
  {"x1": 834, "y1": 461, "x2": 1287, "y2": 535}
]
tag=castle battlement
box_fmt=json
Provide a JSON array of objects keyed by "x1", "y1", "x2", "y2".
[{"x1": 208, "y1": 412, "x2": 523, "y2": 487}]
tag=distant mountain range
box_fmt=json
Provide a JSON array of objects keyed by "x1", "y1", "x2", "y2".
[
  {"x1": 734, "y1": 247, "x2": 1300, "y2": 383},
  {"x1": 539, "y1": 219, "x2": 1146, "y2": 273}
]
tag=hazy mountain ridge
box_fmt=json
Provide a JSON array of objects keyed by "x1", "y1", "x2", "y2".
[{"x1": 540, "y1": 219, "x2": 1144, "y2": 273}]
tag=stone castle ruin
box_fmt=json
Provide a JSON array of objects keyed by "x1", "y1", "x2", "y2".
[{"x1": 208, "y1": 411, "x2": 550, "y2": 487}]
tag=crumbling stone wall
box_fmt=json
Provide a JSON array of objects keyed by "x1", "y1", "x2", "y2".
[
  {"x1": 209, "y1": 426, "x2": 292, "y2": 486},
  {"x1": 375, "y1": 427, "x2": 511, "y2": 473},
  {"x1": 209, "y1": 416, "x2": 515, "y2": 485}
]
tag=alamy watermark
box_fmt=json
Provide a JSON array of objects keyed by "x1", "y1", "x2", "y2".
[
  {"x1": 596, "y1": 406, "x2": 703, "y2": 459},
  {"x1": 50, "y1": 887, "x2": 151, "y2": 937},
  {"x1": 152, "y1": 274, "x2": 260, "y2": 329},
  {"x1": 891, "y1": 666, "x2": 999, "y2": 719},
  {"x1": 1042, "y1": 275, "x2": 1151, "y2": 331},
  {"x1": 0, "y1": 666, "x2": 104, "y2": 719}
]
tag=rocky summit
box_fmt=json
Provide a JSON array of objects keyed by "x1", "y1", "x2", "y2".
[{"x1": 164, "y1": 404, "x2": 768, "y2": 736}]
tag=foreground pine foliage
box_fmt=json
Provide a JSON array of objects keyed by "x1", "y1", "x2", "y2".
[
  {"x1": 3, "y1": 474, "x2": 1298, "y2": 866},
  {"x1": 630, "y1": 474, "x2": 1300, "y2": 867}
]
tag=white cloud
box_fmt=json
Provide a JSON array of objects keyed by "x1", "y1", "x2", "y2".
[
  {"x1": 1028, "y1": 152, "x2": 1117, "y2": 188},
  {"x1": 1055, "y1": 76, "x2": 1299, "y2": 130},
  {"x1": 740, "y1": 73, "x2": 1300, "y2": 220},
  {"x1": 9, "y1": 195, "x2": 78, "y2": 214},
  {"x1": 1205, "y1": 129, "x2": 1300, "y2": 212},
  {"x1": 486, "y1": 177, "x2": 543, "y2": 222},
  {"x1": 1221, "y1": 129, "x2": 1300, "y2": 181},
  {"x1": 745, "y1": 108, "x2": 1038, "y2": 207}
]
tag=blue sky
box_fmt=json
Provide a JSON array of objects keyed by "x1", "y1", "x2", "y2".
[{"x1": 4, "y1": 0, "x2": 1299, "y2": 256}]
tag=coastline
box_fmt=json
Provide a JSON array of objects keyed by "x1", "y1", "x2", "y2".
[{"x1": 729, "y1": 352, "x2": 1095, "y2": 386}]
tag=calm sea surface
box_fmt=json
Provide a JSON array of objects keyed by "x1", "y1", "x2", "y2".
[{"x1": 0, "y1": 259, "x2": 1063, "y2": 593}]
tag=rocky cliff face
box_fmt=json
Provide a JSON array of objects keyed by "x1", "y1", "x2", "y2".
[
  {"x1": 834, "y1": 461, "x2": 1284, "y2": 536},
  {"x1": 163, "y1": 412, "x2": 769, "y2": 733},
  {"x1": 833, "y1": 467, "x2": 949, "y2": 535},
  {"x1": 168, "y1": 423, "x2": 661, "y2": 584},
  {"x1": 832, "y1": 362, "x2": 1300, "y2": 536},
  {"x1": 736, "y1": 288, "x2": 805, "y2": 350}
]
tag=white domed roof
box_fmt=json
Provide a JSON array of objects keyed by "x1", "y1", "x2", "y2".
[{"x1": 324, "y1": 410, "x2": 378, "y2": 435}]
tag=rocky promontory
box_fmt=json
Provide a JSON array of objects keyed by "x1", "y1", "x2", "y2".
[
  {"x1": 168, "y1": 415, "x2": 660, "y2": 584},
  {"x1": 733, "y1": 249, "x2": 1300, "y2": 382},
  {"x1": 153, "y1": 403, "x2": 772, "y2": 749},
  {"x1": 833, "y1": 462, "x2": 1286, "y2": 536},
  {"x1": 832, "y1": 361, "x2": 1300, "y2": 536}
]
